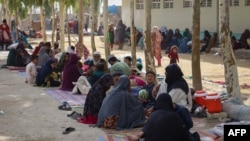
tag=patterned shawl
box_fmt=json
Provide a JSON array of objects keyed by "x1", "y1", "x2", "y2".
[
  {"x1": 97, "y1": 75, "x2": 145, "y2": 130},
  {"x1": 83, "y1": 74, "x2": 114, "y2": 117}
]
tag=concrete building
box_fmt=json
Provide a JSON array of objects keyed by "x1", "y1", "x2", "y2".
[{"x1": 121, "y1": 0, "x2": 250, "y2": 34}]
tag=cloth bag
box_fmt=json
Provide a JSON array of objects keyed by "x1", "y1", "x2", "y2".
[{"x1": 72, "y1": 76, "x2": 91, "y2": 95}]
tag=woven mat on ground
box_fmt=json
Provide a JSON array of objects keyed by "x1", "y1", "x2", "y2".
[
  {"x1": 198, "y1": 129, "x2": 222, "y2": 141},
  {"x1": 6, "y1": 66, "x2": 26, "y2": 72},
  {"x1": 98, "y1": 128, "x2": 142, "y2": 141},
  {"x1": 18, "y1": 71, "x2": 26, "y2": 78},
  {"x1": 98, "y1": 129, "x2": 222, "y2": 141},
  {"x1": 45, "y1": 88, "x2": 86, "y2": 106}
]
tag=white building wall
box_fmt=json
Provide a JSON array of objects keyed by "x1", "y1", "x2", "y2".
[{"x1": 122, "y1": 0, "x2": 250, "y2": 34}]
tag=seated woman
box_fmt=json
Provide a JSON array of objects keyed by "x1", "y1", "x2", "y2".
[
  {"x1": 36, "y1": 58, "x2": 60, "y2": 87},
  {"x1": 200, "y1": 30, "x2": 211, "y2": 52},
  {"x1": 37, "y1": 47, "x2": 50, "y2": 68},
  {"x1": 15, "y1": 49, "x2": 27, "y2": 66},
  {"x1": 127, "y1": 94, "x2": 190, "y2": 141},
  {"x1": 60, "y1": 53, "x2": 81, "y2": 91},
  {"x1": 152, "y1": 64, "x2": 192, "y2": 108},
  {"x1": 6, "y1": 48, "x2": 17, "y2": 66},
  {"x1": 165, "y1": 29, "x2": 179, "y2": 54},
  {"x1": 97, "y1": 75, "x2": 146, "y2": 130},
  {"x1": 87, "y1": 62, "x2": 105, "y2": 86},
  {"x1": 56, "y1": 52, "x2": 70, "y2": 81},
  {"x1": 7, "y1": 42, "x2": 30, "y2": 66},
  {"x1": 239, "y1": 29, "x2": 250, "y2": 49},
  {"x1": 173, "y1": 28, "x2": 183, "y2": 45},
  {"x1": 77, "y1": 74, "x2": 114, "y2": 124},
  {"x1": 205, "y1": 32, "x2": 218, "y2": 53}
]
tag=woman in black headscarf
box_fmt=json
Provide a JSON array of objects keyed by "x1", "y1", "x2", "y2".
[
  {"x1": 164, "y1": 63, "x2": 191, "y2": 106},
  {"x1": 127, "y1": 93, "x2": 190, "y2": 141}
]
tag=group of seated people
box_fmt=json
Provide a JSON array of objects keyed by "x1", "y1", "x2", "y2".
[
  {"x1": 159, "y1": 27, "x2": 250, "y2": 54},
  {"x1": 160, "y1": 28, "x2": 219, "y2": 54},
  {"x1": 63, "y1": 55, "x2": 195, "y2": 139},
  {"x1": 13, "y1": 39, "x2": 199, "y2": 140},
  {"x1": 79, "y1": 63, "x2": 197, "y2": 141}
]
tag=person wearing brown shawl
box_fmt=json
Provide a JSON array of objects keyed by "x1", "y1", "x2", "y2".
[
  {"x1": 127, "y1": 93, "x2": 190, "y2": 141},
  {"x1": 97, "y1": 75, "x2": 145, "y2": 130},
  {"x1": 60, "y1": 54, "x2": 81, "y2": 91},
  {"x1": 77, "y1": 74, "x2": 114, "y2": 124}
]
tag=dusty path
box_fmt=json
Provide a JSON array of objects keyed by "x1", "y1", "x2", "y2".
[{"x1": 0, "y1": 35, "x2": 249, "y2": 141}]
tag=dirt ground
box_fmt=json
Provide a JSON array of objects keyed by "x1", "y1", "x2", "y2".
[{"x1": 0, "y1": 34, "x2": 250, "y2": 141}]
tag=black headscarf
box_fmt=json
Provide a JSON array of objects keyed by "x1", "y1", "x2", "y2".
[
  {"x1": 142, "y1": 93, "x2": 190, "y2": 141},
  {"x1": 154, "y1": 93, "x2": 174, "y2": 111},
  {"x1": 165, "y1": 64, "x2": 189, "y2": 94}
]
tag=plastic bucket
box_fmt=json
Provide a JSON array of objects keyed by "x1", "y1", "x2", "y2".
[
  {"x1": 194, "y1": 90, "x2": 207, "y2": 106},
  {"x1": 206, "y1": 93, "x2": 222, "y2": 113}
]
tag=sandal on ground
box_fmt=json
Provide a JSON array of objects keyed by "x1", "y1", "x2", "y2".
[
  {"x1": 62, "y1": 127, "x2": 75, "y2": 134},
  {"x1": 58, "y1": 103, "x2": 72, "y2": 111},
  {"x1": 67, "y1": 111, "x2": 82, "y2": 120},
  {"x1": 58, "y1": 105, "x2": 72, "y2": 111},
  {"x1": 67, "y1": 111, "x2": 77, "y2": 117}
]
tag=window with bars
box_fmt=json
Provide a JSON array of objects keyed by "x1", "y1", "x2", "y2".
[
  {"x1": 163, "y1": 0, "x2": 174, "y2": 8},
  {"x1": 246, "y1": 0, "x2": 250, "y2": 5},
  {"x1": 136, "y1": 0, "x2": 144, "y2": 9},
  {"x1": 230, "y1": 0, "x2": 239, "y2": 6},
  {"x1": 152, "y1": 0, "x2": 161, "y2": 9},
  {"x1": 183, "y1": 0, "x2": 192, "y2": 8},
  {"x1": 200, "y1": 0, "x2": 212, "y2": 7}
]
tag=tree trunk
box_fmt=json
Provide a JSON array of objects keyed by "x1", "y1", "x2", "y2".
[
  {"x1": 66, "y1": 7, "x2": 71, "y2": 46},
  {"x1": 29, "y1": 6, "x2": 33, "y2": 30},
  {"x1": 59, "y1": 0, "x2": 65, "y2": 51},
  {"x1": 78, "y1": 0, "x2": 84, "y2": 58},
  {"x1": 97, "y1": 1, "x2": 101, "y2": 32},
  {"x1": 94, "y1": 0, "x2": 100, "y2": 33},
  {"x1": 40, "y1": 6, "x2": 46, "y2": 42},
  {"x1": 219, "y1": 0, "x2": 242, "y2": 103},
  {"x1": 143, "y1": 0, "x2": 155, "y2": 72},
  {"x1": 191, "y1": 0, "x2": 202, "y2": 90},
  {"x1": 3, "y1": 0, "x2": 7, "y2": 21},
  {"x1": 130, "y1": 0, "x2": 137, "y2": 67},
  {"x1": 90, "y1": 0, "x2": 96, "y2": 54},
  {"x1": 103, "y1": 0, "x2": 110, "y2": 61},
  {"x1": 51, "y1": 3, "x2": 56, "y2": 45},
  {"x1": 15, "y1": 8, "x2": 19, "y2": 38},
  {"x1": 3, "y1": 0, "x2": 11, "y2": 31}
]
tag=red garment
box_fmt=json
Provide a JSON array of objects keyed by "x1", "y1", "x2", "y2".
[
  {"x1": 0, "y1": 23, "x2": 11, "y2": 42},
  {"x1": 151, "y1": 26, "x2": 162, "y2": 66},
  {"x1": 32, "y1": 46, "x2": 41, "y2": 56},
  {"x1": 168, "y1": 52, "x2": 179, "y2": 64},
  {"x1": 77, "y1": 114, "x2": 97, "y2": 124}
]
